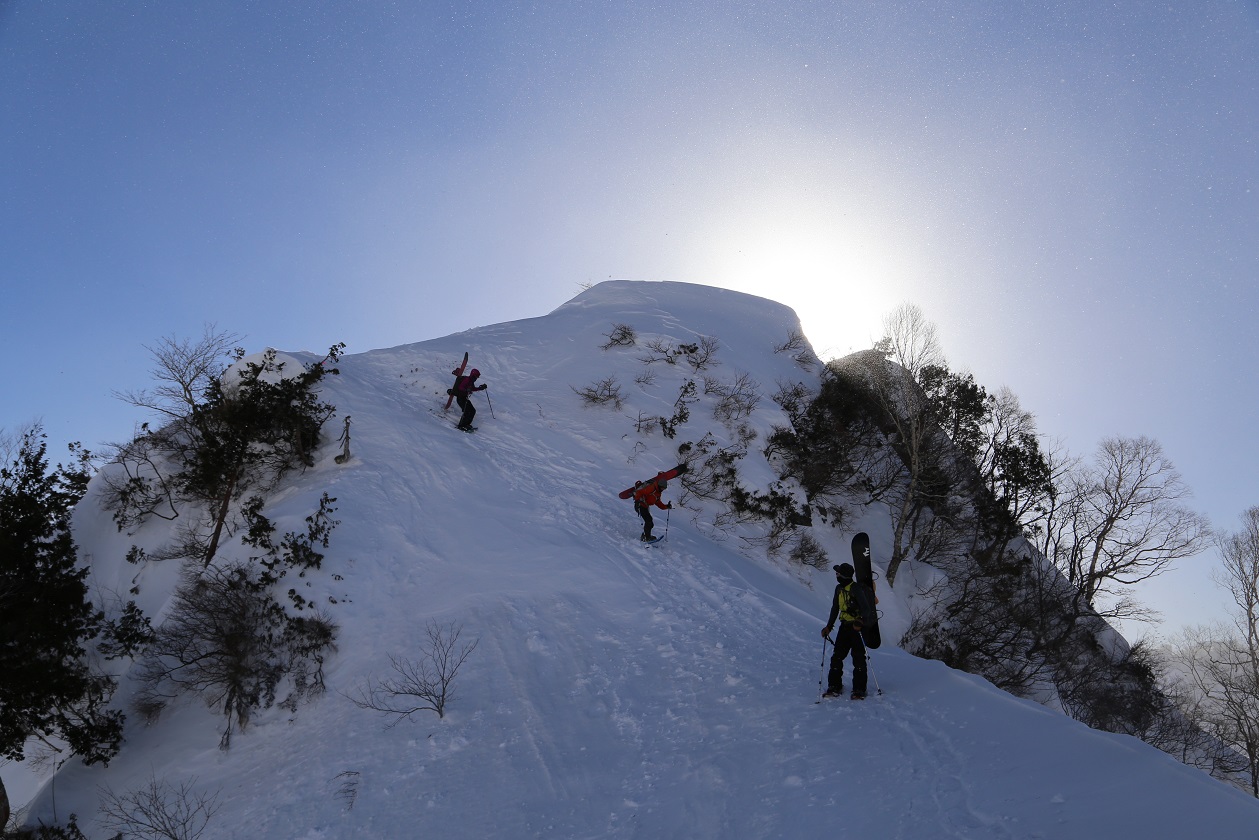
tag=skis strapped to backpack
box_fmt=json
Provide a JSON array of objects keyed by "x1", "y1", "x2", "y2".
[
  {"x1": 444, "y1": 352, "x2": 469, "y2": 410},
  {"x1": 850, "y1": 532, "x2": 882, "y2": 649}
]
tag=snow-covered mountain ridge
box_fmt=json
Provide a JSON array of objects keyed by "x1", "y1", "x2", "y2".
[{"x1": 19, "y1": 280, "x2": 1259, "y2": 838}]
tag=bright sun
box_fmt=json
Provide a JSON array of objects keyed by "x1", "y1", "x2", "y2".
[{"x1": 693, "y1": 213, "x2": 906, "y2": 360}]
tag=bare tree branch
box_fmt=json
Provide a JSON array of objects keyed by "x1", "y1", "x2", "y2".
[
  {"x1": 113, "y1": 325, "x2": 243, "y2": 421},
  {"x1": 347, "y1": 621, "x2": 478, "y2": 722},
  {"x1": 97, "y1": 775, "x2": 221, "y2": 840}
]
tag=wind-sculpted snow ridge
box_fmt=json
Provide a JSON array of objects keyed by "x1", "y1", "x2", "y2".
[{"x1": 20, "y1": 280, "x2": 1259, "y2": 838}]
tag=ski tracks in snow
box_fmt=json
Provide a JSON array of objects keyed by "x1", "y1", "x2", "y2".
[
  {"x1": 342, "y1": 340, "x2": 1021, "y2": 837},
  {"x1": 881, "y1": 696, "x2": 1018, "y2": 838},
  {"x1": 803, "y1": 671, "x2": 1021, "y2": 839}
]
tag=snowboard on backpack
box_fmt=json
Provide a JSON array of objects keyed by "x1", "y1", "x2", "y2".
[
  {"x1": 850, "y1": 532, "x2": 882, "y2": 649},
  {"x1": 617, "y1": 463, "x2": 688, "y2": 499},
  {"x1": 444, "y1": 352, "x2": 469, "y2": 410}
]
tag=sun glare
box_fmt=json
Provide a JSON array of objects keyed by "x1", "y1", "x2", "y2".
[{"x1": 698, "y1": 217, "x2": 903, "y2": 360}]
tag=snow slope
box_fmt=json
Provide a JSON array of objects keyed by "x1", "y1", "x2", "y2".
[{"x1": 19, "y1": 280, "x2": 1259, "y2": 838}]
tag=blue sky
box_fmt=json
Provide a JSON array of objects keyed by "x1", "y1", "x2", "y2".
[{"x1": 2, "y1": 0, "x2": 1257, "y2": 634}]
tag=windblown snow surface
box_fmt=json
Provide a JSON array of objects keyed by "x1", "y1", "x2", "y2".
[{"x1": 17, "y1": 281, "x2": 1259, "y2": 838}]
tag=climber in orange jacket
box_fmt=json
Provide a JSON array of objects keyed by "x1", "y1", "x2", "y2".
[{"x1": 631, "y1": 474, "x2": 673, "y2": 542}]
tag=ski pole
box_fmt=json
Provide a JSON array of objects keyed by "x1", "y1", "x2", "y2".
[
  {"x1": 817, "y1": 635, "x2": 832, "y2": 703},
  {"x1": 664, "y1": 506, "x2": 671, "y2": 538},
  {"x1": 865, "y1": 646, "x2": 882, "y2": 696},
  {"x1": 485, "y1": 387, "x2": 495, "y2": 418}
]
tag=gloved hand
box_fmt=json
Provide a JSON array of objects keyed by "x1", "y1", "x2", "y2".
[
  {"x1": 666, "y1": 502, "x2": 673, "y2": 509},
  {"x1": 854, "y1": 621, "x2": 864, "y2": 631},
  {"x1": 821, "y1": 626, "x2": 832, "y2": 639}
]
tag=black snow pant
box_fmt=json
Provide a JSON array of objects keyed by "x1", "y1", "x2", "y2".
[
  {"x1": 456, "y1": 394, "x2": 476, "y2": 429},
  {"x1": 634, "y1": 501, "x2": 654, "y2": 538},
  {"x1": 828, "y1": 622, "x2": 868, "y2": 694}
]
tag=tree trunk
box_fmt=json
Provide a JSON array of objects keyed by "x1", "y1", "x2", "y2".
[
  {"x1": 886, "y1": 491, "x2": 914, "y2": 588},
  {"x1": 203, "y1": 466, "x2": 239, "y2": 565},
  {"x1": 1, "y1": 774, "x2": 10, "y2": 833}
]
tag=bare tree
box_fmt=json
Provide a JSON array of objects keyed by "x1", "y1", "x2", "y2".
[
  {"x1": 877, "y1": 303, "x2": 944, "y2": 380},
  {"x1": 686, "y1": 335, "x2": 720, "y2": 371},
  {"x1": 1150, "y1": 648, "x2": 1251, "y2": 782},
  {"x1": 1041, "y1": 436, "x2": 1210, "y2": 616},
  {"x1": 572, "y1": 376, "x2": 625, "y2": 410},
  {"x1": 637, "y1": 337, "x2": 713, "y2": 369},
  {"x1": 634, "y1": 369, "x2": 657, "y2": 388},
  {"x1": 100, "y1": 428, "x2": 185, "y2": 529},
  {"x1": 0, "y1": 424, "x2": 30, "y2": 464},
  {"x1": 1176, "y1": 622, "x2": 1259, "y2": 796},
  {"x1": 600, "y1": 323, "x2": 637, "y2": 350},
  {"x1": 773, "y1": 329, "x2": 816, "y2": 368},
  {"x1": 704, "y1": 371, "x2": 761, "y2": 423},
  {"x1": 113, "y1": 325, "x2": 243, "y2": 421},
  {"x1": 638, "y1": 337, "x2": 684, "y2": 366},
  {"x1": 348, "y1": 621, "x2": 478, "y2": 722},
  {"x1": 854, "y1": 304, "x2": 948, "y2": 587},
  {"x1": 1138, "y1": 654, "x2": 1243, "y2": 780},
  {"x1": 97, "y1": 775, "x2": 221, "y2": 840},
  {"x1": 1170, "y1": 508, "x2": 1259, "y2": 795},
  {"x1": 1218, "y1": 507, "x2": 1259, "y2": 657}
]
